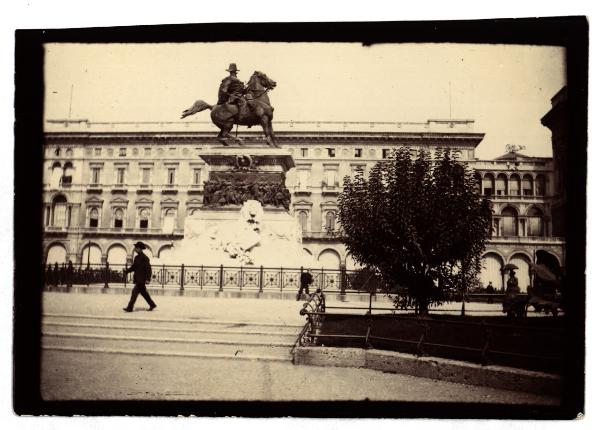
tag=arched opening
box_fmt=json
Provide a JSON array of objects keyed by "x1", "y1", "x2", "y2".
[
  {"x1": 325, "y1": 211, "x2": 336, "y2": 232},
  {"x1": 50, "y1": 162, "x2": 62, "y2": 188},
  {"x1": 522, "y1": 174, "x2": 534, "y2": 196},
  {"x1": 158, "y1": 245, "x2": 173, "y2": 260},
  {"x1": 479, "y1": 253, "x2": 503, "y2": 291},
  {"x1": 107, "y1": 245, "x2": 128, "y2": 266},
  {"x1": 46, "y1": 243, "x2": 67, "y2": 264},
  {"x1": 482, "y1": 173, "x2": 494, "y2": 196},
  {"x1": 82, "y1": 243, "x2": 102, "y2": 266},
  {"x1": 303, "y1": 248, "x2": 313, "y2": 256},
  {"x1": 62, "y1": 161, "x2": 74, "y2": 186},
  {"x1": 535, "y1": 175, "x2": 546, "y2": 196},
  {"x1": 535, "y1": 250, "x2": 562, "y2": 275},
  {"x1": 344, "y1": 253, "x2": 363, "y2": 270},
  {"x1": 507, "y1": 253, "x2": 532, "y2": 291},
  {"x1": 318, "y1": 249, "x2": 341, "y2": 269},
  {"x1": 89, "y1": 207, "x2": 99, "y2": 228},
  {"x1": 509, "y1": 174, "x2": 521, "y2": 196},
  {"x1": 297, "y1": 210, "x2": 308, "y2": 233},
  {"x1": 114, "y1": 208, "x2": 124, "y2": 228},
  {"x1": 527, "y1": 207, "x2": 544, "y2": 236},
  {"x1": 139, "y1": 208, "x2": 151, "y2": 229},
  {"x1": 500, "y1": 206, "x2": 518, "y2": 236},
  {"x1": 51, "y1": 195, "x2": 68, "y2": 227},
  {"x1": 496, "y1": 174, "x2": 508, "y2": 196},
  {"x1": 162, "y1": 208, "x2": 175, "y2": 233}
]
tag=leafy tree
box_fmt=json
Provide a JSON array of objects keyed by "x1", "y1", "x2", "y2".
[{"x1": 338, "y1": 147, "x2": 492, "y2": 315}]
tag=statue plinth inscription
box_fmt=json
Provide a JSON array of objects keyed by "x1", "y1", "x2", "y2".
[{"x1": 199, "y1": 147, "x2": 294, "y2": 210}]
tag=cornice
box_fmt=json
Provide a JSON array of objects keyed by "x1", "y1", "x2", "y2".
[{"x1": 44, "y1": 130, "x2": 485, "y2": 146}]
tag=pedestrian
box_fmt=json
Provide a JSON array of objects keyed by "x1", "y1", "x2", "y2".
[
  {"x1": 296, "y1": 269, "x2": 313, "y2": 301},
  {"x1": 503, "y1": 270, "x2": 521, "y2": 318},
  {"x1": 45, "y1": 264, "x2": 53, "y2": 286},
  {"x1": 486, "y1": 281, "x2": 494, "y2": 303},
  {"x1": 53, "y1": 262, "x2": 61, "y2": 286},
  {"x1": 59, "y1": 263, "x2": 66, "y2": 286},
  {"x1": 506, "y1": 270, "x2": 519, "y2": 296},
  {"x1": 123, "y1": 241, "x2": 156, "y2": 312},
  {"x1": 66, "y1": 260, "x2": 74, "y2": 288}
]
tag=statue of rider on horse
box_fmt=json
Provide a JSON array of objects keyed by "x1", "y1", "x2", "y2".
[{"x1": 181, "y1": 63, "x2": 278, "y2": 147}]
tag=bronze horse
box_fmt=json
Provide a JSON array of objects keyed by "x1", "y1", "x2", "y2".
[{"x1": 181, "y1": 71, "x2": 278, "y2": 147}]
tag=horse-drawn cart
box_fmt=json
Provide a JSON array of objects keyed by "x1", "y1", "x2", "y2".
[
  {"x1": 527, "y1": 263, "x2": 562, "y2": 317},
  {"x1": 502, "y1": 294, "x2": 530, "y2": 318},
  {"x1": 502, "y1": 263, "x2": 562, "y2": 318}
]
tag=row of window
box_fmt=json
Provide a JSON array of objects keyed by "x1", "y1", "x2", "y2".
[
  {"x1": 51, "y1": 146, "x2": 450, "y2": 161},
  {"x1": 50, "y1": 164, "x2": 204, "y2": 188},
  {"x1": 46, "y1": 193, "x2": 548, "y2": 239},
  {"x1": 88, "y1": 207, "x2": 177, "y2": 230},
  {"x1": 492, "y1": 207, "x2": 547, "y2": 237},
  {"x1": 52, "y1": 206, "x2": 338, "y2": 233},
  {"x1": 46, "y1": 194, "x2": 339, "y2": 233},
  {"x1": 477, "y1": 173, "x2": 547, "y2": 196},
  {"x1": 295, "y1": 210, "x2": 337, "y2": 233},
  {"x1": 53, "y1": 163, "x2": 355, "y2": 190},
  {"x1": 297, "y1": 147, "x2": 443, "y2": 159},
  {"x1": 102, "y1": 166, "x2": 194, "y2": 187},
  {"x1": 46, "y1": 198, "x2": 179, "y2": 231}
]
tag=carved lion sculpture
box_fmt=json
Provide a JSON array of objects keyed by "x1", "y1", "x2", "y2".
[
  {"x1": 209, "y1": 200, "x2": 264, "y2": 264},
  {"x1": 240, "y1": 199, "x2": 264, "y2": 233}
]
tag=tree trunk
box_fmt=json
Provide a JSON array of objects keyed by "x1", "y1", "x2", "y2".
[{"x1": 417, "y1": 297, "x2": 429, "y2": 316}]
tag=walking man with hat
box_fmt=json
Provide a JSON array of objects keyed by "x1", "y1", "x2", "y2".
[{"x1": 123, "y1": 241, "x2": 157, "y2": 312}]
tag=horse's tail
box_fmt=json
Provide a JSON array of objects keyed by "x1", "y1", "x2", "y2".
[{"x1": 181, "y1": 100, "x2": 213, "y2": 119}]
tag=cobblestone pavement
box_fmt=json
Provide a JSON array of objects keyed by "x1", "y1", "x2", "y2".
[{"x1": 40, "y1": 292, "x2": 561, "y2": 403}]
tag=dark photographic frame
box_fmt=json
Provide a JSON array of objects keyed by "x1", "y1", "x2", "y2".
[{"x1": 14, "y1": 18, "x2": 588, "y2": 418}]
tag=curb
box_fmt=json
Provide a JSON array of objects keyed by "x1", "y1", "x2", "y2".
[
  {"x1": 293, "y1": 347, "x2": 561, "y2": 396},
  {"x1": 42, "y1": 345, "x2": 291, "y2": 362},
  {"x1": 42, "y1": 285, "x2": 388, "y2": 303},
  {"x1": 44, "y1": 285, "x2": 303, "y2": 300},
  {"x1": 43, "y1": 312, "x2": 304, "y2": 328},
  {"x1": 43, "y1": 331, "x2": 295, "y2": 347}
]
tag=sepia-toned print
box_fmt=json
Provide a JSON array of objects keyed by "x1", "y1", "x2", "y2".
[{"x1": 21, "y1": 23, "x2": 585, "y2": 417}]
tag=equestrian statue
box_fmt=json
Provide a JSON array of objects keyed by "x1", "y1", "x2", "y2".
[{"x1": 181, "y1": 63, "x2": 278, "y2": 147}]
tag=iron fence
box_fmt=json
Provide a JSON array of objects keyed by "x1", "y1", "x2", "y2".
[
  {"x1": 42, "y1": 262, "x2": 357, "y2": 292},
  {"x1": 296, "y1": 308, "x2": 565, "y2": 373}
]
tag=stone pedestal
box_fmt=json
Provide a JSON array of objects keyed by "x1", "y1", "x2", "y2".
[
  {"x1": 199, "y1": 146, "x2": 294, "y2": 210},
  {"x1": 184, "y1": 205, "x2": 300, "y2": 244},
  {"x1": 151, "y1": 145, "x2": 315, "y2": 267},
  {"x1": 200, "y1": 146, "x2": 295, "y2": 172}
]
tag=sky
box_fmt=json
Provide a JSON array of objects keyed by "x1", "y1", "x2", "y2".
[{"x1": 44, "y1": 42, "x2": 566, "y2": 159}]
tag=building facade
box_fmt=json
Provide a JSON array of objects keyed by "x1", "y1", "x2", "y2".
[
  {"x1": 42, "y1": 118, "x2": 565, "y2": 291},
  {"x1": 541, "y1": 86, "x2": 568, "y2": 238}
]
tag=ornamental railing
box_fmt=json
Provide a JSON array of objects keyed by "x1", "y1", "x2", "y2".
[{"x1": 42, "y1": 262, "x2": 358, "y2": 292}]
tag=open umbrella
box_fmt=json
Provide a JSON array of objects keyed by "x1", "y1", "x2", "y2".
[{"x1": 502, "y1": 263, "x2": 519, "y2": 271}]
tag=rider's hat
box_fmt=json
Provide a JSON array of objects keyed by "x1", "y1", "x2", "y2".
[{"x1": 226, "y1": 63, "x2": 240, "y2": 72}]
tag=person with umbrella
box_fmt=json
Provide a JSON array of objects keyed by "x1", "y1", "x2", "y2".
[{"x1": 502, "y1": 264, "x2": 525, "y2": 317}]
